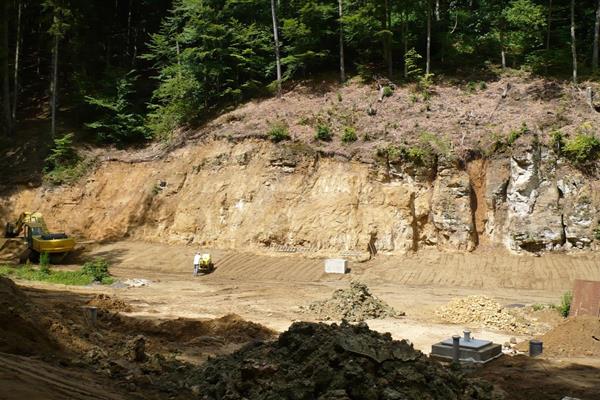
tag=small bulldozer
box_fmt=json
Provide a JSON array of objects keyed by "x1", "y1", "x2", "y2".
[{"x1": 1, "y1": 212, "x2": 75, "y2": 263}]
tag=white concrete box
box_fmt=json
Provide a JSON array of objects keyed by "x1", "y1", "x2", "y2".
[{"x1": 324, "y1": 259, "x2": 348, "y2": 274}]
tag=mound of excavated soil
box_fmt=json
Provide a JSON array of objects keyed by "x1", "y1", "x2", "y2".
[
  {"x1": 437, "y1": 295, "x2": 531, "y2": 333},
  {"x1": 156, "y1": 314, "x2": 276, "y2": 343},
  {"x1": 305, "y1": 281, "x2": 401, "y2": 322},
  {"x1": 0, "y1": 277, "x2": 58, "y2": 356},
  {"x1": 87, "y1": 293, "x2": 132, "y2": 312},
  {"x1": 191, "y1": 321, "x2": 500, "y2": 400},
  {"x1": 530, "y1": 316, "x2": 600, "y2": 357}
]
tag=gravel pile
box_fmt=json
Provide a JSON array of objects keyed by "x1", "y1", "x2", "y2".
[
  {"x1": 436, "y1": 295, "x2": 530, "y2": 333},
  {"x1": 190, "y1": 321, "x2": 501, "y2": 400},
  {"x1": 305, "y1": 281, "x2": 401, "y2": 322}
]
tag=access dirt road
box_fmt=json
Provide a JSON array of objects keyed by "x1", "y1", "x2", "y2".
[{"x1": 24, "y1": 240, "x2": 600, "y2": 352}]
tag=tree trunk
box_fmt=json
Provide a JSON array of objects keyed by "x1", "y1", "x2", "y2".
[
  {"x1": 570, "y1": 0, "x2": 577, "y2": 84},
  {"x1": 385, "y1": 0, "x2": 392, "y2": 78},
  {"x1": 270, "y1": 0, "x2": 282, "y2": 97},
  {"x1": 2, "y1": 0, "x2": 11, "y2": 134},
  {"x1": 593, "y1": 0, "x2": 600, "y2": 72},
  {"x1": 546, "y1": 0, "x2": 552, "y2": 53},
  {"x1": 338, "y1": 0, "x2": 345, "y2": 82},
  {"x1": 426, "y1": 0, "x2": 431, "y2": 75},
  {"x1": 403, "y1": 13, "x2": 408, "y2": 79},
  {"x1": 51, "y1": 32, "x2": 59, "y2": 138},
  {"x1": 12, "y1": 0, "x2": 22, "y2": 124}
]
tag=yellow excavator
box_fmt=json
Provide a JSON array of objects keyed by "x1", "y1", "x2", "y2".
[{"x1": 2, "y1": 212, "x2": 75, "y2": 262}]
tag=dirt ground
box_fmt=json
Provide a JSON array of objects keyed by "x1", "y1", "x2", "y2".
[{"x1": 3, "y1": 240, "x2": 600, "y2": 399}]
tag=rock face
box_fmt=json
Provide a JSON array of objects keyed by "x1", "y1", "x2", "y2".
[{"x1": 1, "y1": 138, "x2": 599, "y2": 255}]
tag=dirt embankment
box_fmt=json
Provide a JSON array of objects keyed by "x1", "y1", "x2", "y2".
[{"x1": 0, "y1": 277, "x2": 276, "y2": 399}]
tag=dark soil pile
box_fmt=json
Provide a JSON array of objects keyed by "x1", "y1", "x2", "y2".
[
  {"x1": 192, "y1": 321, "x2": 501, "y2": 400},
  {"x1": 151, "y1": 314, "x2": 276, "y2": 343},
  {"x1": 533, "y1": 316, "x2": 600, "y2": 357},
  {"x1": 0, "y1": 277, "x2": 59, "y2": 356},
  {"x1": 305, "y1": 281, "x2": 401, "y2": 322},
  {"x1": 87, "y1": 293, "x2": 133, "y2": 312}
]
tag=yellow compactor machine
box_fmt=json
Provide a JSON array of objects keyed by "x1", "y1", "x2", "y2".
[{"x1": 2, "y1": 212, "x2": 75, "y2": 262}]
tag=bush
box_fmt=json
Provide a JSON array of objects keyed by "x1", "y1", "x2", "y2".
[
  {"x1": 81, "y1": 258, "x2": 111, "y2": 282},
  {"x1": 563, "y1": 133, "x2": 600, "y2": 165},
  {"x1": 315, "y1": 124, "x2": 332, "y2": 141},
  {"x1": 39, "y1": 252, "x2": 50, "y2": 274},
  {"x1": 268, "y1": 123, "x2": 290, "y2": 143},
  {"x1": 558, "y1": 291, "x2": 573, "y2": 318},
  {"x1": 341, "y1": 127, "x2": 358, "y2": 143},
  {"x1": 44, "y1": 133, "x2": 90, "y2": 185},
  {"x1": 404, "y1": 48, "x2": 423, "y2": 81},
  {"x1": 382, "y1": 86, "x2": 393, "y2": 98}
]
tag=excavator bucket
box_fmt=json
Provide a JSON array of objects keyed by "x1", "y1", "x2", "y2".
[{"x1": 0, "y1": 238, "x2": 29, "y2": 265}]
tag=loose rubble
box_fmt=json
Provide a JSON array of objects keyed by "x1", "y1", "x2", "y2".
[
  {"x1": 436, "y1": 296, "x2": 531, "y2": 333},
  {"x1": 304, "y1": 281, "x2": 402, "y2": 322},
  {"x1": 190, "y1": 321, "x2": 502, "y2": 400}
]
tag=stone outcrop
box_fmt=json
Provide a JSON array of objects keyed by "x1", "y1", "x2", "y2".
[{"x1": 1, "y1": 138, "x2": 599, "y2": 255}]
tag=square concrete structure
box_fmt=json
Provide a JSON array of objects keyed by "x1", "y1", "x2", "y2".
[
  {"x1": 431, "y1": 333, "x2": 502, "y2": 364},
  {"x1": 325, "y1": 259, "x2": 348, "y2": 274}
]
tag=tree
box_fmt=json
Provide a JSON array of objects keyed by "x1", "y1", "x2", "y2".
[
  {"x1": 2, "y1": 0, "x2": 10, "y2": 134},
  {"x1": 44, "y1": 0, "x2": 71, "y2": 138},
  {"x1": 570, "y1": 0, "x2": 577, "y2": 84},
  {"x1": 426, "y1": 0, "x2": 431, "y2": 75},
  {"x1": 271, "y1": 0, "x2": 282, "y2": 96},
  {"x1": 338, "y1": 0, "x2": 345, "y2": 82},
  {"x1": 593, "y1": 0, "x2": 600, "y2": 72},
  {"x1": 12, "y1": 0, "x2": 23, "y2": 124}
]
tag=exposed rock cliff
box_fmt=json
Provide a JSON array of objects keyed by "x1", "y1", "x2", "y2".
[{"x1": 1, "y1": 138, "x2": 598, "y2": 255}]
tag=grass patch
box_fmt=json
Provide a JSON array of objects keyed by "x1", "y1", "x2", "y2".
[{"x1": 0, "y1": 260, "x2": 115, "y2": 286}]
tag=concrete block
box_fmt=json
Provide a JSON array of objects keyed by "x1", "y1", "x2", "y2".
[{"x1": 325, "y1": 259, "x2": 348, "y2": 274}]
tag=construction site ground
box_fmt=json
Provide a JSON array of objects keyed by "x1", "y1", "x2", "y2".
[{"x1": 3, "y1": 240, "x2": 600, "y2": 399}]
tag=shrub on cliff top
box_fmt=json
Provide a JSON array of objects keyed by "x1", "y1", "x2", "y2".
[
  {"x1": 268, "y1": 122, "x2": 290, "y2": 143},
  {"x1": 563, "y1": 133, "x2": 600, "y2": 165}
]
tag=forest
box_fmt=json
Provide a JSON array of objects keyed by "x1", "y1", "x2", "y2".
[{"x1": 0, "y1": 0, "x2": 600, "y2": 143}]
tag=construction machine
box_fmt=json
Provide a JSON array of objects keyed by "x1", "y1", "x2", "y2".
[
  {"x1": 198, "y1": 253, "x2": 214, "y2": 273},
  {"x1": 2, "y1": 212, "x2": 75, "y2": 262}
]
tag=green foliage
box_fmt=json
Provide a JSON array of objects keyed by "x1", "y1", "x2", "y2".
[
  {"x1": 558, "y1": 291, "x2": 573, "y2": 318},
  {"x1": 81, "y1": 258, "x2": 111, "y2": 282},
  {"x1": 382, "y1": 86, "x2": 393, "y2": 98},
  {"x1": 85, "y1": 72, "x2": 149, "y2": 144},
  {"x1": 44, "y1": 134, "x2": 90, "y2": 185},
  {"x1": 39, "y1": 253, "x2": 50, "y2": 274},
  {"x1": 507, "y1": 123, "x2": 528, "y2": 145},
  {"x1": 45, "y1": 133, "x2": 78, "y2": 169},
  {"x1": 404, "y1": 48, "x2": 423, "y2": 81},
  {"x1": 563, "y1": 134, "x2": 600, "y2": 165},
  {"x1": 416, "y1": 74, "x2": 434, "y2": 100},
  {"x1": 268, "y1": 123, "x2": 291, "y2": 143},
  {"x1": 550, "y1": 130, "x2": 565, "y2": 154},
  {"x1": 0, "y1": 265, "x2": 95, "y2": 286},
  {"x1": 315, "y1": 124, "x2": 332, "y2": 141},
  {"x1": 341, "y1": 127, "x2": 358, "y2": 143}
]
